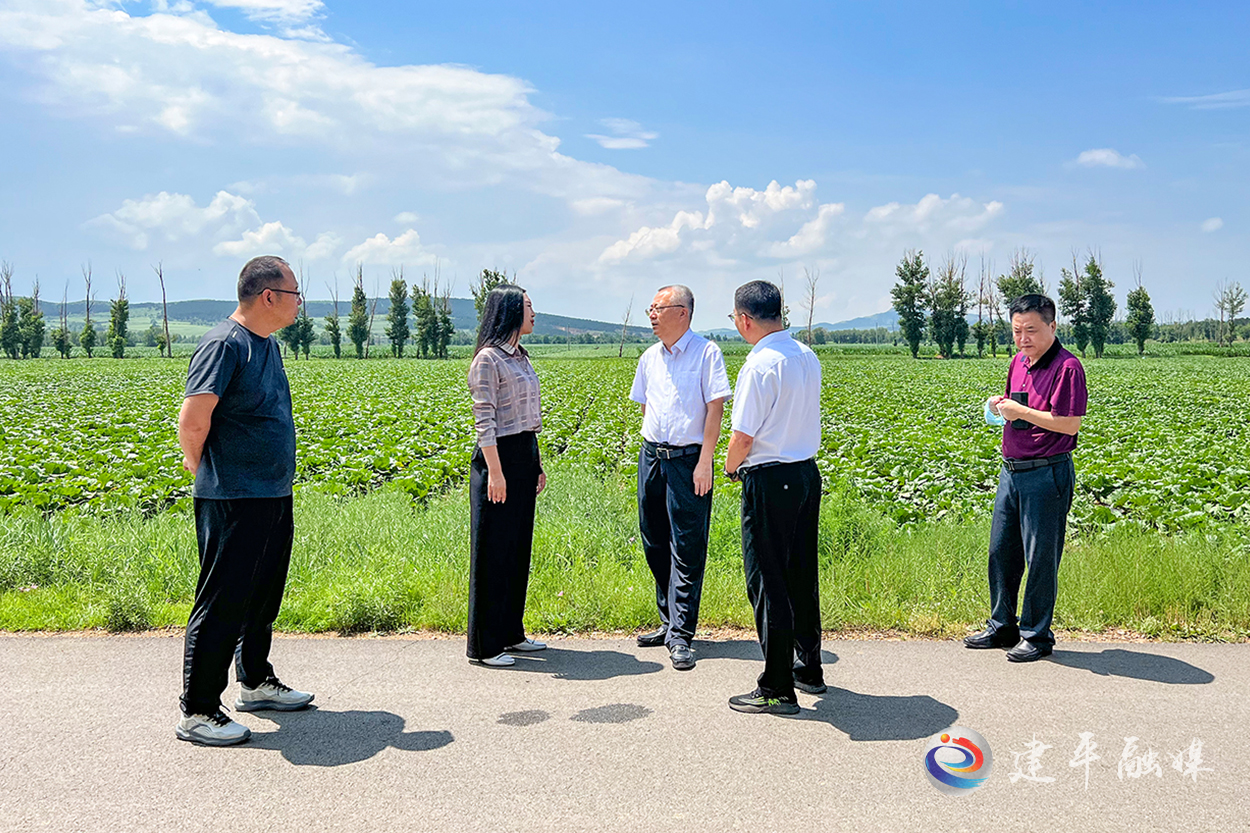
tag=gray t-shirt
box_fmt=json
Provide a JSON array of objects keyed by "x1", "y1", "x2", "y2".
[{"x1": 185, "y1": 319, "x2": 296, "y2": 499}]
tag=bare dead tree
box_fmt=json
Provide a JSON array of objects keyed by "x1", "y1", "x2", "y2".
[
  {"x1": 802, "y1": 266, "x2": 820, "y2": 346},
  {"x1": 366, "y1": 276, "x2": 380, "y2": 358},
  {"x1": 153, "y1": 262, "x2": 172, "y2": 357},
  {"x1": 619, "y1": 295, "x2": 634, "y2": 358},
  {"x1": 0, "y1": 261, "x2": 11, "y2": 306},
  {"x1": 82, "y1": 262, "x2": 93, "y2": 325}
]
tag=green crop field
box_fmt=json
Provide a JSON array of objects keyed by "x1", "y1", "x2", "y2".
[
  {"x1": 2, "y1": 351, "x2": 1249, "y2": 637},
  {"x1": 2, "y1": 352, "x2": 1248, "y2": 531}
]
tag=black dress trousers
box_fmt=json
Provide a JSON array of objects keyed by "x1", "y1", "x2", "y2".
[
  {"x1": 740, "y1": 459, "x2": 823, "y2": 698},
  {"x1": 182, "y1": 495, "x2": 294, "y2": 716},
  {"x1": 637, "y1": 443, "x2": 712, "y2": 648},
  {"x1": 467, "y1": 431, "x2": 540, "y2": 660}
]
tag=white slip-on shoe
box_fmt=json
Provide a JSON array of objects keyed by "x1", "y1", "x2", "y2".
[
  {"x1": 175, "y1": 710, "x2": 252, "y2": 746},
  {"x1": 235, "y1": 678, "x2": 315, "y2": 712},
  {"x1": 506, "y1": 638, "x2": 547, "y2": 652},
  {"x1": 470, "y1": 653, "x2": 515, "y2": 667}
]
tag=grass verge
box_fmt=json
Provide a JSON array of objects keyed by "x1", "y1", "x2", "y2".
[{"x1": 1, "y1": 465, "x2": 1247, "y2": 639}]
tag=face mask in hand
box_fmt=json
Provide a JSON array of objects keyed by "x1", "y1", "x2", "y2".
[{"x1": 984, "y1": 398, "x2": 1006, "y2": 427}]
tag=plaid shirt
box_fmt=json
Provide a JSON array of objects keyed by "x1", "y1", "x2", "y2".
[{"x1": 468, "y1": 342, "x2": 542, "y2": 447}]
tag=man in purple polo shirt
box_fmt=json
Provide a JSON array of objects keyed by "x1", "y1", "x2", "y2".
[{"x1": 965, "y1": 294, "x2": 1087, "y2": 663}]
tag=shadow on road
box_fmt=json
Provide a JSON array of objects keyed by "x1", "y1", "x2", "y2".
[
  {"x1": 800, "y1": 688, "x2": 959, "y2": 741},
  {"x1": 505, "y1": 647, "x2": 664, "y2": 680},
  {"x1": 1049, "y1": 648, "x2": 1215, "y2": 685},
  {"x1": 693, "y1": 639, "x2": 840, "y2": 668},
  {"x1": 245, "y1": 706, "x2": 453, "y2": 766}
]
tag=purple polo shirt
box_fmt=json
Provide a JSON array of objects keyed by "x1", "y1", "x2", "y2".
[{"x1": 1001, "y1": 339, "x2": 1087, "y2": 460}]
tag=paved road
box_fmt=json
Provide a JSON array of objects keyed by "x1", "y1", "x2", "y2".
[{"x1": 1, "y1": 634, "x2": 1243, "y2": 832}]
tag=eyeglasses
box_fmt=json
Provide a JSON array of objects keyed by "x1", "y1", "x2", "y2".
[
  {"x1": 267, "y1": 287, "x2": 302, "y2": 298},
  {"x1": 647, "y1": 304, "x2": 687, "y2": 315},
  {"x1": 726, "y1": 311, "x2": 752, "y2": 322}
]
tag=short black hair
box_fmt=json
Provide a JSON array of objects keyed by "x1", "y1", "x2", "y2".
[
  {"x1": 1008, "y1": 293, "x2": 1057, "y2": 325},
  {"x1": 733, "y1": 280, "x2": 783, "y2": 322},
  {"x1": 237, "y1": 256, "x2": 291, "y2": 303}
]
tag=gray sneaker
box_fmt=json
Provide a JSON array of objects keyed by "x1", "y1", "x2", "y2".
[
  {"x1": 235, "y1": 678, "x2": 315, "y2": 712},
  {"x1": 176, "y1": 710, "x2": 252, "y2": 746}
]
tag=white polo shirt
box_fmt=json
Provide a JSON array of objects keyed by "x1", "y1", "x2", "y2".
[
  {"x1": 630, "y1": 328, "x2": 732, "y2": 447},
  {"x1": 731, "y1": 330, "x2": 822, "y2": 467}
]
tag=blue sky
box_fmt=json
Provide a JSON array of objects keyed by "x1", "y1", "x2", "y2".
[{"x1": 0, "y1": 0, "x2": 1245, "y2": 328}]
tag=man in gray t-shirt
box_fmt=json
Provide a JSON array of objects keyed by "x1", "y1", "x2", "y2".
[{"x1": 174, "y1": 255, "x2": 314, "y2": 747}]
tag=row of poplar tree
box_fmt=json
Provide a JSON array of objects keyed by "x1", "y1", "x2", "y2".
[
  {"x1": 276, "y1": 265, "x2": 458, "y2": 360},
  {"x1": 0, "y1": 262, "x2": 136, "y2": 360},
  {"x1": 890, "y1": 248, "x2": 1158, "y2": 359}
]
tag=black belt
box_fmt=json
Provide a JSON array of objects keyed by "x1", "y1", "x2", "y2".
[
  {"x1": 1002, "y1": 452, "x2": 1071, "y2": 472},
  {"x1": 642, "y1": 440, "x2": 701, "y2": 460},
  {"x1": 740, "y1": 458, "x2": 814, "y2": 477}
]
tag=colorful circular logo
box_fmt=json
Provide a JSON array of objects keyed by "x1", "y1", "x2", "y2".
[{"x1": 923, "y1": 726, "x2": 993, "y2": 796}]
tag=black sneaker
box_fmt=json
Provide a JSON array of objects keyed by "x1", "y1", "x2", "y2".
[
  {"x1": 792, "y1": 676, "x2": 827, "y2": 695},
  {"x1": 728, "y1": 688, "x2": 800, "y2": 715}
]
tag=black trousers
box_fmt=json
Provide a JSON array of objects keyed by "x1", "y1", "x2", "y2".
[
  {"x1": 467, "y1": 432, "x2": 540, "y2": 660},
  {"x1": 741, "y1": 459, "x2": 822, "y2": 699},
  {"x1": 182, "y1": 496, "x2": 293, "y2": 716},
  {"x1": 637, "y1": 443, "x2": 712, "y2": 648},
  {"x1": 986, "y1": 457, "x2": 1075, "y2": 647}
]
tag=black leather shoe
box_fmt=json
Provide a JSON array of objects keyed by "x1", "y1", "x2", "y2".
[
  {"x1": 963, "y1": 628, "x2": 1019, "y2": 650},
  {"x1": 637, "y1": 628, "x2": 667, "y2": 648},
  {"x1": 669, "y1": 644, "x2": 695, "y2": 671},
  {"x1": 1006, "y1": 638, "x2": 1053, "y2": 663}
]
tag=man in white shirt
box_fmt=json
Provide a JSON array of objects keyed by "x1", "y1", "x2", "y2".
[
  {"x1": 723, "y1": 280, "x2": 823, "y2": 715},
  {"x1": 630, "y1": 284, "x2": 732, "y2": 671}
]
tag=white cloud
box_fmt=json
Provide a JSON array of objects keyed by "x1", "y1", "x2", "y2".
[
  {"x1": 341, "y1": 229, "x2": 439, "y2": 266},
  {"x1": 85, "y1": 189, "x2": 259, "y2": 249},
  {"x1": 202, "y1": 0, "x2": 324, "y2": 23},
  {"x1": 87, "y1": 188, "x2": 340, "y2": 261},
  {"x1": 571, "y1": 197, "x2": 626, "y2": 216},
  {"x1": 768, "y1": 202, "x2": 845, "y2": 257},
  {"x1": 1072, "y1": 148, "x2": 1145, "y2": 170},
  {"x1": 1201, "y1": 217, "x2": 1224, "y2": 233},
  {"x1": 213, "y1": 220, "x2": 306, "y2": 257},
  {"x1": 585, "y1": 117, "x2": 658, "y2": 150},
  {"x1": 393, "y1": 211, "x2": 420, "y2": 224},
  {"x1": 598, "y1": 211, "x2": 705, "y2": 264},
  {"x1": 706, "y1": 179, "x2": 816, "y2": 229},
  {"x1": 0, "y1": 0, "x2": 650, "y2": 201},
  {"x1": 863, "y1": 193, "x2": 1002, "y2": 234},
  {"x1": 1160, "y1": 89, "x2": 1250, "y2": 110}
]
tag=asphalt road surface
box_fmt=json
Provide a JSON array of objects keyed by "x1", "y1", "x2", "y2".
[{"x1": 1, "y1": 633, "x2": 1243, "y2": 832}]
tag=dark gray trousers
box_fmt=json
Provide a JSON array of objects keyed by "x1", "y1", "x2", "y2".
[
  {"x1": 986, "y1": 458, "x2": 1075, "y2": 647},
  {"x1": 637, "y1": 443, "x2": 711, "y2": 648}
]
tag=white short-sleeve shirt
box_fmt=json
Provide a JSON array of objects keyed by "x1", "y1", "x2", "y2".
[
  {"x1": 630, "y1": 329, "x2": 732, "y2": 447},
  {"x1": 730, "y1": 330, "x2": 821, "y2": 467}
]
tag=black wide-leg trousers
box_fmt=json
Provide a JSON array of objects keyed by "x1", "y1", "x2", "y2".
[
  {"x1": 182, "y1": 496, "x2": 293, "y2": 716},
  {"x1": 467, "y1": 432, "x2": 540, "y2": 660},
  {"x1": 741, "y1": 459, "x2": 823, "y2": 699},
  {"x1": 637, "y1": 443, "x2": 712, "y2": 648}
]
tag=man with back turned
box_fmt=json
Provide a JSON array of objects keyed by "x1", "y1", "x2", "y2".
[
  {"x1": 175, "y1": 255, "x2": 314, "y2": 746},
  {"x1": 724, "y1": 280, "x2": 824, "y2": 715},
  {"x1": 966, "y1": 293, "x2": 1087, "y2": 662}
]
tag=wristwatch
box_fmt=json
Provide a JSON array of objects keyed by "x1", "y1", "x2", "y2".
[{"x1": 724, "y1": 466, "x2": 741, "y2": 483}]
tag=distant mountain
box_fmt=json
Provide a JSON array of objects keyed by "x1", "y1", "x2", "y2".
[
  {"x1": 699, "y1": 308, "x2": 899, "y2": 338},
  {"x1": 823, "y1": 310, "x2": 898, "y2": 331},
  {"x1": 53, "y1": 298, "x2": 652, "y2": 338}
]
